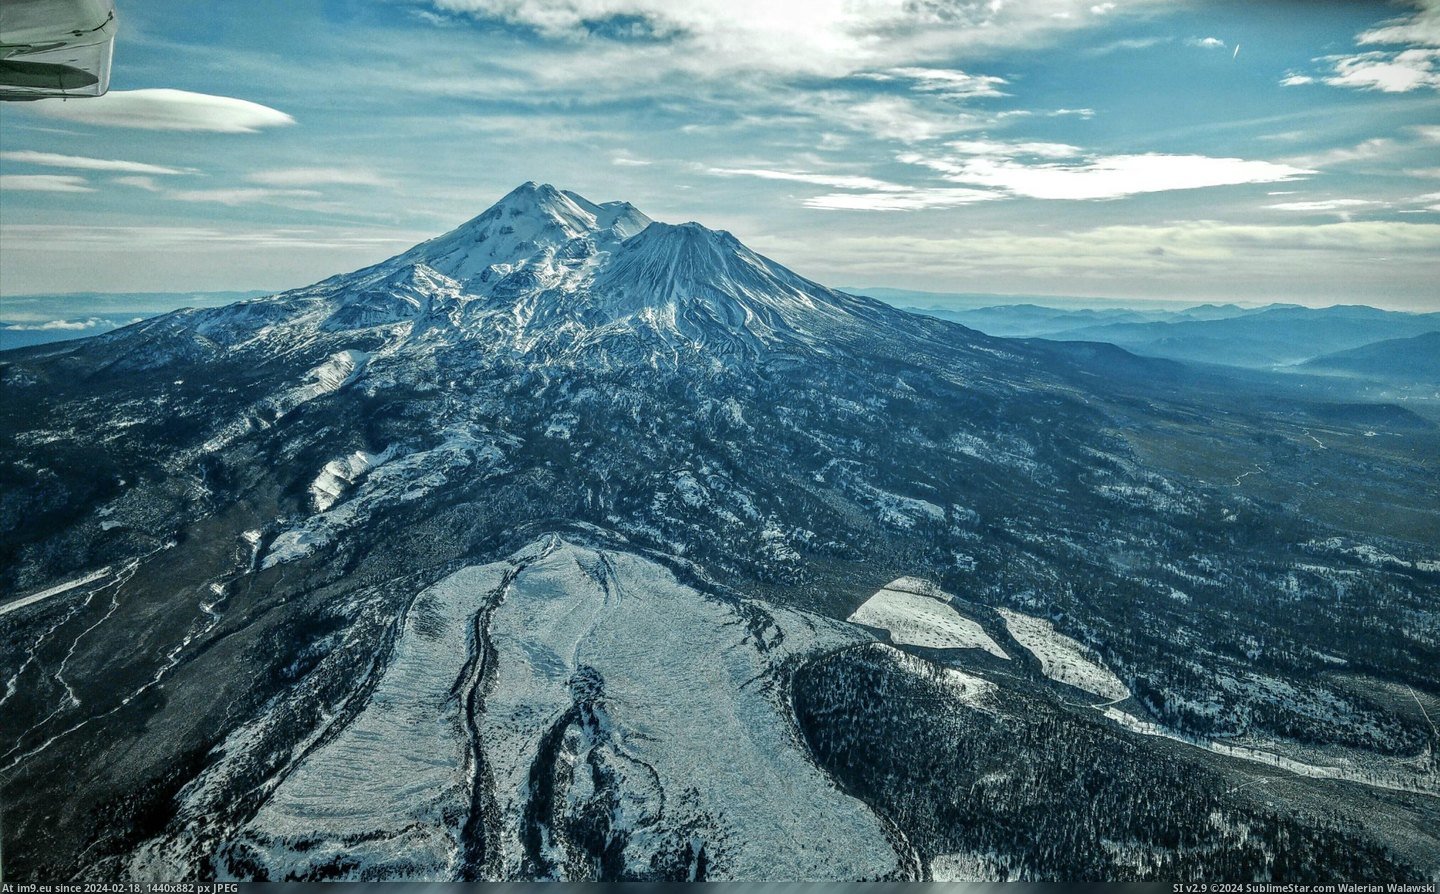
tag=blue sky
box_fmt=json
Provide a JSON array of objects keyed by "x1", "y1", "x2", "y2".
[{"x1": 2, "y1": 0, "x2": 1438, "y2": 308}]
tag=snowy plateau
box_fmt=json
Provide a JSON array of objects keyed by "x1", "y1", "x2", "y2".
[{"x1": 1, "y1": 183, "x2": 1438, "y2": 882}]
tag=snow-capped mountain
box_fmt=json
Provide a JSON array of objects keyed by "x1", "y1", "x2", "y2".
[
  {"x1": 177, "y1": 181, "x2": 926, "y2": 366},
  {"x1": 2, "y1": 185, "x2": 1436, "y2": 882},
  {"x1": 385, "y1": 183, "x2": 651, "y2": 290}
]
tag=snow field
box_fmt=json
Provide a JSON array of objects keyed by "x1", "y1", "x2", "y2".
[
  {"x1": 997, "y1": 608, "x2": 1128, "y2": 702},
  {"x1": 849, "y1": 578, "x2": 1009, "y2": 658}
]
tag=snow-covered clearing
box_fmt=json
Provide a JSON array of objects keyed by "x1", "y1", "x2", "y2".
[
  {"x1": 929, "y1": 851, "x2": 1008, "y2": 882},
  {"x1": 482, "y1": 540, "x2": 898, "y2": 880},
  {"x1": 998, "y1": 608, "x2": 1128, "y2": 702},
  {"x1": 285, "y1": 349, "x2": 370, "y2": 409},
  {"x1": 150, "y1": 537, "x2": 897, "y2": 880},
  {"x1": 227, "y1": 563, "x2": 508, "y2": 878},
  {"x1": 849, "y1": 578, "x2": 1008, "y2": 658},
  {"x1": 0, "y1": 567, "x2": 112, "y2": 618}
]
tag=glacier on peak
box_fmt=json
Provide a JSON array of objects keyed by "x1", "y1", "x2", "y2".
[{"x1": 385, "y1": 181, "x2": 653, "y2": 288}]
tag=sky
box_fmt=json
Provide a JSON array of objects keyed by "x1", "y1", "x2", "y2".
[{"x1": 1, "y1": 0, "x2": 1439, "y2": 310}]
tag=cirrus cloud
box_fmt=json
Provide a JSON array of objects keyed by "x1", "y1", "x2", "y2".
[
  {"x1": 247, "y1": 167, "x2": 392, "y2": 188},
  {"x1": 803, "y1": 187, "x2": 999, "y2": 210},
  {"x1": 0, "y1": 151, "x2": 192, "y2": 175},
  {"x1": 428, "y1": 0, "x2": 1172, "y2": 78},
  {"x1": 862, "y1": 67, "x2": 1010, "y2": 100},
  {"x1": 1266, "y1": 198, "x2": 1380, "y2": 214},
  {"x1": 705, "y1": 167, "x2": 910, "y2": 192},
  {"x1": 0, "y1": 174, "x2": 95, "y2": 193}
]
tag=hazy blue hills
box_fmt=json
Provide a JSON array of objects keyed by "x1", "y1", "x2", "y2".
[
  {"x1": 1300, "y1": 330, "x2": 1440, "y2": 383},
  {"x1": 0, "y1": 291, "x2": 270, "y2": 350},
  {"x1": 889, "y1": 299, "x2": 1440, "y2": 370}
]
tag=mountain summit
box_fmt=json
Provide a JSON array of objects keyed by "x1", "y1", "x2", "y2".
[
  {"x1": 389, "y1": 181, "x2": 653, "y2": 286},
  {"x1": 186, "y1": 183, "x2": 926, "y2": 364}
]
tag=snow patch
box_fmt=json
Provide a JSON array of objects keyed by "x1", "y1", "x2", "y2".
[
  {"x1": 282, "y1": 349, "x2": 370, "y2": 413},
  {"x1": 229, "y1": 563, "x2": 509, "y2": 878},
  {"x1": 930, "y1": 851, "x2": 1009, "y2": 882},
  {"x1": 0, "y1": 567, "x2": 112, "y2": 618},
  {"x1": 264, "y1": 430, "x2": 506, "y2": 568},
  {"x1": 849, "y1": 578, "x2": 1008, "y2": 658},
  {"x1": 310, "y1": 446, "x2": 396, "y2": 512},
  {"x1": 998, "y1": 608, "x2": 1128, "y2": 702}
]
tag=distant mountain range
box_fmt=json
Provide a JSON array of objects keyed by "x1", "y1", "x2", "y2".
[
  {"x1": 0, "y1": 291, "x2": 271, "y2": 350},
  {"x1": 1300, "y1": 331, "x2": 1440, "y2": 384},
  {"x1": 885, "y1": 300, "x2": 1440, "y2": 372}
]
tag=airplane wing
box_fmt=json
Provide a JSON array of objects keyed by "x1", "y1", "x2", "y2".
[{"x1": 0, "y1": 0, "x2": 116, "y2": 100}]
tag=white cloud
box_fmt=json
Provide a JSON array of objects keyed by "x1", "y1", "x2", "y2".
[
  {"x1": 1356, "y1": 0, "x2": 1440, "y2": 47},
  {"x1": 166, "y1": 188, "x2": 323, "y2": 206},
  {"x1": 1266, "y1": 198, "x2": 1379, "y2": 212},
  {"x1": 1323, "y1": 48, "x2": 1440, "y2": 92},
  {"x1": 26, "y1": 89, "x2": 295, "y2": 133},
  {"x1": 941, "y1": 139, "x2": 1083, "y2": 158},
  {"x1": 1285, "y1": 137, "x2": 1395, "y2": 169},
  {"x1": 803, "y1": 187, "x2": 999, "y2": 210},
  {"x1": 1408, "y1": 191, "x2": 1440, "y2": 211},
  {"x1": 247, "y1": 167, "x2": 390, "y2": 187},
  {"x1": 1084, "y1": 36, "x2": 1170, "y2": 55},
  {"x1": 816, "y1": 94, "x2": 992, "y2": 142},
  {"x1": 706, "y1": 167, "x2": 909, "y2": 191},
  {"x1": 1188, "y1": 36, "x2": 1225, "y2": 49},
  {"x1": 428, "y1": 0, "x2": 1172, "y2": 78},
  {"x1": 867, "y1": 67, "x2": 1009, "y2": 99},
  {"x1": 611, "y1": 156, "x2": 652, "y2": 166},
  {"x1": 0, "y1": 174, "x2": 94, "y2": 193},
  {"x1": 901, "y1": 151, "x2": 1311, "y2": 200},
  {"x1": 3, "y1": 319, "x2": 103, "y2": 332},
  {"x1": 1294, "y1": 1, "x2": 1440, "y2": 93},
  {"x1": 0, "y1": 151, "x2": 190, "y2": 175},
  {"x1": 113, "y1": 176, "x2": 162, "y2": 191},
  {"x1": 719, "y1": 142, "x2": 1316, "y2": 212}
]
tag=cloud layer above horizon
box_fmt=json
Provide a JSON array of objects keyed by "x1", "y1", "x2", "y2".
[{"x1": 0, "y1": 0, "x2": 1437, "y2": 308}]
